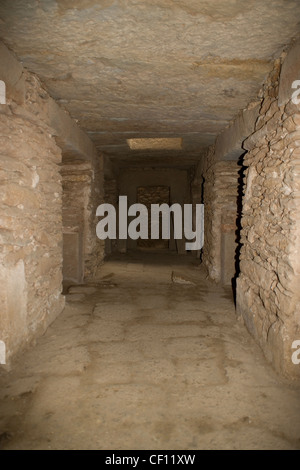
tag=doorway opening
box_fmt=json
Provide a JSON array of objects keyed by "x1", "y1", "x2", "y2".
[{"x1": 137, "y1": 185, "x2": 170, "y2": 251}]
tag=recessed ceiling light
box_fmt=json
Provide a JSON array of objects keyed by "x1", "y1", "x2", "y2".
[{"x1": 127, "y1": 138, "x2": 182, "y2": 150}]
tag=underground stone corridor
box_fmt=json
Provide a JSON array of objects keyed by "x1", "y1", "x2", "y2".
[
  {"x1": 0, "y1": 253, "x2": 300, "y2": 450},
  {"x1": 1, "y1": 0, "x2": 300, "y2": 452}
]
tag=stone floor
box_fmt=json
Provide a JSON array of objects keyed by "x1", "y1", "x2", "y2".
[{"x1": 0, "y1": 252, "x2": 300, "y2": 450}]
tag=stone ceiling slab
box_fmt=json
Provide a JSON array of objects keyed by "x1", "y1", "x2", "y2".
[{"x1": 0, "y1": 0, "x2": 300, "y2": 165}]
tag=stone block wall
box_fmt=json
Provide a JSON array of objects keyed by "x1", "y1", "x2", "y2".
[
  {"x1": 194, "y1": 147, "x2": 240, "y2": 284},
  {"x1": 0, "y1": 43, "x2": 104, "y2": 364},
  {"x1": 193, "y1": 101, "x2": 260, "y2": 283},
  {"x1": 0, "y1": 71, "x2": 65, "y2": 362},
  {"x1": 236, "y1": 53, "x2": 300, "y2": 378},
  {"x1": 103, "y1": 176, "x2": 118, "y2": 255}
]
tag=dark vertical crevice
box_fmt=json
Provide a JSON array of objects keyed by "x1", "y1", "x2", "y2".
[
  {"x1": 232, "y1": 152, "x2": 247, "y2": 304},
  {"x1": 199, "y1": 176, "x2": 205, "y2": 263}
]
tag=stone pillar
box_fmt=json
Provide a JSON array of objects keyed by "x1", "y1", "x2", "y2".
[{"x1": 203, "y1": 161, "x2": 239, "y2": 284}]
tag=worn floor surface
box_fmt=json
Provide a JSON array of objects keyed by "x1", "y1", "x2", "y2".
[{"x1": 0, "y1": 252, "x2": 300, "y2": 450}]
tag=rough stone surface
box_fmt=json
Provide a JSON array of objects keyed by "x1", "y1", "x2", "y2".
[
  {"x1": 0, "y1": 253, "x2": 299, "y2": 450},
  {"x1": 0, "y1": 1, "x2": 300, "y2": 165},
  {"x1": 278, "y1": 39, "x2": 300, "y2": 107},
  {"x1": 0, "y1": 71, "x2": 65, "y2": 362},
  {"x1": 237, "y1": 55, "x2": 300, "y2": 379},
  {"x1": 214, "y1": 104, "x2": 260, "y2": 161},
  {"x1": 0, "y1": 47, "x2": 104, "y2": 363},
  {"x1": 0, "y1": 0, "x2": 299, "y2": 389},
  {"x1": 0, "y1": 41, "x2": 100, "y2": 161},
  {"x1": 0, "y1": 41, "x2": 25, "y2": 104},
  {"x1": 191, "y1": 96, "x2": 260, "y2": 284}
]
